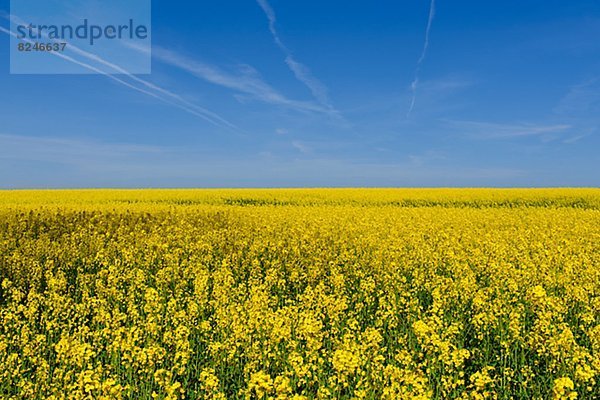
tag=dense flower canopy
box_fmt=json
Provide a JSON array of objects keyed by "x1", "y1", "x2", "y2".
[{"x1": 1, "y1": 189, "x2": 599, "y2": 399}]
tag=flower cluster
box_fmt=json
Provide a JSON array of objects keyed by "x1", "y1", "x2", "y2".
[{"x1": 0, "y1": 189, "x2": 599, "y2": 398}]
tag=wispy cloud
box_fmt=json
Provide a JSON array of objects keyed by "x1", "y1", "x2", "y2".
[
  {"x1": 0, "y1": 133, "x2": 163, "y2": 163},
  {"x1": 291, "y1": 140, "x2": 312, "y2": 154},
  {"x1": 0, "y1": 133, "x2": 177, "y2": 188},
  {"x1": 562, "y1": 133, "x2": 590, "y2": 144},
  {"x1": 255, "y1": 0, "x2": 338, "y2": 116},
  {"x1": 0, "y1": 132, "x2": 528, "y2": 188},
  {"x1": 408, "y1": 150, "x2": 446, "y2": 166},
  {"x1": 406, "y1": 77, "x2": 473, "y2": 115},
  {"x1": 445, "y1": 79, "x2": 597, "y2": 144},
  {"x1": 552, "y1": 78, "x2": 600, "y2": 144},
  {"x1": 554, "y1": 78, "x2": 600, "y2": 118},
  {"x1": 146, "y1": 45, "x2": 331, "y2": 114},
  {"x1": 1, "y1": 17, "x2": 236, "y2": 130},
  {"x1": 446, "y1": 120, "x2": 572, "y2": 139},
  {"x1": 408, "y1": 0, "x2": 436, "y2": 117}
]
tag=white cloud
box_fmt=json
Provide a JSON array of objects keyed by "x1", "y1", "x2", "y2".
[
  {"x1": 446, "y1": 120, "x2": 572, "y2": 139},
  {"x1": 291, "y1": 140, "x2": 312, "y2": 154}
]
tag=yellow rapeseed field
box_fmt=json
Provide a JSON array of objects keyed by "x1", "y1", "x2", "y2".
[{"x1": 1, "y1": 189, "x2": 599, "y2": 399}]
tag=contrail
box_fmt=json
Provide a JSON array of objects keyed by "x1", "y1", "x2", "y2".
[
  {"x1": 65, "y1": 47, "x2": 237, "y2": 130},
  {"x1": 143, "y1": 45, "x2": 332, "y2": 115},
  {"x1": 256, "y1": 0, "x2": 337, "y2": 115},
  {"x1": 407, "y1": 0, "x2": 436, "y2": 117},
  {"x1": 0, "y1": 20, "x2": 236, "y2": 130}
]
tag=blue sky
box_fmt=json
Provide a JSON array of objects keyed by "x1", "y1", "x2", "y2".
[{"x1": 0, "y1": 0, "x2": 599, "y2": 188}]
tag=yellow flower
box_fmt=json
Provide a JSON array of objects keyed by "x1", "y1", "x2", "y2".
[{"x1": 553, "y1": 377, "x2": 577, "y2": 400}]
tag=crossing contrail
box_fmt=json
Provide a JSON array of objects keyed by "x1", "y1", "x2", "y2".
[{"x1": 0, "y1": 20, "x2": 236, "y2": 130}]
